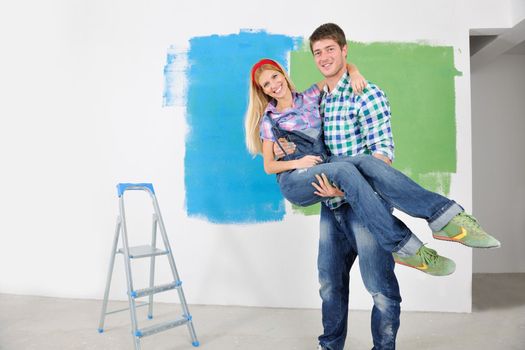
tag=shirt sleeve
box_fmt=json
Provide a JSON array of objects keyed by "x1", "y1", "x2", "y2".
[
  {"x1": 259, "y1": 114, "x2": 276, "y2": 142},
  {"x1": 357, "y1": 84, "x2": 395, "y2": 161},
  {"x1": 301, "y1": 84, "x2": 321, "y2": 106}
]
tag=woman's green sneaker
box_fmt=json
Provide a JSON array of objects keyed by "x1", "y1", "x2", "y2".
[
  {"x1": 433, "y1": 212, "x2": 501, "y2": 248},
  {"x1": 393, "y1": 245, "x2": 456, "y2": 276}
]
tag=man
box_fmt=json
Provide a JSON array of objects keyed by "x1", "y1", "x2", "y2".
[
  {"x1": 271, "y1": 22, "x2": 499, "y2": 349},
  {"x1": 268, "y1": 22, "x2": 409, "y2": 349},
  {"x1": 304, "y1": 23, "x2": 499, "y2": 349},
  {"x1": 309, "y1": 23, "x2": 401, "y2": 350}
]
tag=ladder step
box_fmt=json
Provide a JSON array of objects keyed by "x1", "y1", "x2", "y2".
[
  {"x1": 118, "y1": 245, "x2": 168, "y2": 259},
  {"x1": 135, "y1": 317, "x2": 189, "y2": 338},
  {"x1": 131, "y1": 281, "x2": 181, "y2": 298},
  {"x1": 106, "y1": 301, "x2": 148, "y2": 315}
]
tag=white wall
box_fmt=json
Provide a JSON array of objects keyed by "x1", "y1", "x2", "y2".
[
  {"x1": 472, "y1": 53, "x2": 525, "y2": 273},
  {"x1": 512, "y1": 0, "x2": 525, "y2": 26},
  {"x1": 0, "y1": 0, "x2": 511, "y2": 313},
  {"x1": 465, "y1": 0, "x2": 514, "y2": 33}
]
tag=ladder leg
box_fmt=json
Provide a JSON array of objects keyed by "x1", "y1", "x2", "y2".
[
  {"x1": 178, "y1": 287, "x2": 199, "y2": 346},
  {"x1": 98, "y1": 217, "x2": 121, "y2": 332},
  {"x1": 119, "y1": 197, "x2": 142, "y2": 350},
  {"x1": 123, "y1": 253, "x2": 142, "y2": 350},
  {"x1": 151, "y1": 195, "x2": 200, "y2": 346},
  {"x1": 147, "y1": 214, "x2": 158, "y2": 319}
]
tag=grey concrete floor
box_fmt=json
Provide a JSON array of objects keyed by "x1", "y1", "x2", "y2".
[{"x1": 1, "y1": 273, "x2": 524, "y2": 350}]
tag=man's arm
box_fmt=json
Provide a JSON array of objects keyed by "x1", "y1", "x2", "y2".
[
  {"x1": 358, "y1": 84, "x2": 395, "y2": 165},
  {"x1": 373, "y1": 153, "x2": 392, "y2": 166}
]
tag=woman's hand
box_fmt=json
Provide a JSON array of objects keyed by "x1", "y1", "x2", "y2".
[
  {"x1": 294, "y1": 155, "x2": 323, "y2": 169},
  {"x1": 316, "y1": 79, "x2": 327, "y2": 90},
  {"x1": 312, "y1": 173, "x2": 345, "y2": 197},
  {"x1": 346, "y1": 63, "x2": 367, "y2": 94},
  {"x1": 273, "y1": 138, "x2": 296, "y2": 159}
]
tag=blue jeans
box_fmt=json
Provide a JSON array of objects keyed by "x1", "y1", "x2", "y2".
[
  {"x1": 318, "y1": 203, "x2": 401, "y2": 350},
  {"x1": 332, "y1": 155, "x2": 463, "y2": 231},
  {"x1": 278, "y1": 154, "x2": 463, "y2": 254}
]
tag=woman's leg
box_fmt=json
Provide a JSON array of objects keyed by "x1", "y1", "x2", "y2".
[
  {"x1": 331, "y1": 154, "x2": 500, "y2": 248},
  {"x1": 331, "y1": 154, "x2": 461, "y2": 231},
  {"x1": 280, "y1": 162, "x2": 418, "y2": 254},
  {"x1": 280, "y1": 162, "x2": 456, "y2": 275}
]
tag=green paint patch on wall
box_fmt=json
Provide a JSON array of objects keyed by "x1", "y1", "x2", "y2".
[
  {"x1": 290, "y1": 41, "x2": 461, "y2": 216},
  {"x1": 291, "y1": 203, "x2": 320, "y2": 215}
]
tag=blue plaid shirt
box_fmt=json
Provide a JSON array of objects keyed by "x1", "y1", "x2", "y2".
[{"x1": 322, "y1": 72, "x2": 395, "y2": 209}]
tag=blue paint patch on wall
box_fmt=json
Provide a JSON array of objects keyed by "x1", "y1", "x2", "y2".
[
  {"x1": 185, "y1": 30, "x2": 300, "y2": 223},
  {"x1": 162, "y1": 45, "x2": 177, "y2": 107}
]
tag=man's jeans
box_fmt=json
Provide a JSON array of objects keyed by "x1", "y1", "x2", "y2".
[
  {"x1": 318, "y1": 203, "x2": 401, "y2": 350},
  {"x1": 279, "y1": 154, "x2": 463, "y2": 254}
]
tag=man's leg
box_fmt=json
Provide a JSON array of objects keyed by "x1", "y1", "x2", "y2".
[
  {"x1": 317, "y1": 203, "x2": 356, "y2": 350},
  {"x1": 344, "y1": 205, "x2": 401, "y2": 350}
]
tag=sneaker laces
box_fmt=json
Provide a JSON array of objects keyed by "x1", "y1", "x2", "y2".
[{"x1": 416, "y1": 244, "x2": 438, "y2": 265}]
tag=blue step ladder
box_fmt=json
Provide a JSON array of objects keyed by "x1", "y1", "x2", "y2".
[{"x1": 98, "y1": 183, "x2": 199, "y2": 349}]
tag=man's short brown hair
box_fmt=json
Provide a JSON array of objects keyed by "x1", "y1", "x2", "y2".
[{"x1": 309, "y1": 23, "x2": 347, "y2": 52}]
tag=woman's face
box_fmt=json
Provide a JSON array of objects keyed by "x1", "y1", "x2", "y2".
[{"x1": 257, "y1": 69, "x2": 290, "y2": 100}]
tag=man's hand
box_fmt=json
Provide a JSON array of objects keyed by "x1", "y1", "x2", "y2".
[
  {"x1": 312, "y1": 173, "x2": 344, "y2": 198},
  {"x1": 373, "y1": 153, "x2": 392, "y2": 166},
  {"x1": 273, "y1": 138, "x2": 296, "y2": 159}
]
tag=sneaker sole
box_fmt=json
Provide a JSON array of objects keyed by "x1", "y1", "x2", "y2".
[
  {"x1": 432, "y1": 234, "x2": 501, "y2": 249},
  {"x1": 394, "y1": 259, "x2": 454, "y2": 276}
]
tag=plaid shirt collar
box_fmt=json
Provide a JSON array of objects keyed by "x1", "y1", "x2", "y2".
[{"x1": 323, "y1": 71, "x2": 350, "y2": 99}]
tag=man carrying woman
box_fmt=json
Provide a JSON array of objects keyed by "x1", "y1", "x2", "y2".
[{"x1": 245, "y1": 23, "x2": 499, "y2": 350}]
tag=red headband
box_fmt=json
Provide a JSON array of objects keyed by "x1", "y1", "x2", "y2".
[{"x1": 251, "y1": 58, "x2": 281, "y2": 86}]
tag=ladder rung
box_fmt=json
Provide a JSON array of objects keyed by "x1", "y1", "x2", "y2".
[
  {"x1": 105, "y1": 302, "x2": 148, "y2": 315},
  {"x1": 135, "y1": 317, "x2": 189, "y2": 338},
  {"x1": 130, "y1": 281, "x2": 180, "y2": 298},
  {"x1": 118, "y1": 245, "x2": 168, "y2": 259}
]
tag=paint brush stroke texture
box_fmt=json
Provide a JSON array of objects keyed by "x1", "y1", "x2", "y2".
[
  {"x1": 290, "y1": 42, "x2": 460, "y2": 215},
  {"x1": 184, "y1": 31, "x2": 301, "y2": 223},
  {"x1": 167, "y1": 31, "x2": 460, "y2": 223},
  {"x1": 163, "y1": 45, "x2": 188, "y2": 107}
]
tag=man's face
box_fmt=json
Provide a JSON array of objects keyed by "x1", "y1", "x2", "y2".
[{"x1": 311, "y1": 38, "x2": 347, "y2": 78}]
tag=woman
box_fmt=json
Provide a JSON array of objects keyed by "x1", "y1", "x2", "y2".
[{"x1": 244, "y1": 58, "x2": 500, "y2": 276}]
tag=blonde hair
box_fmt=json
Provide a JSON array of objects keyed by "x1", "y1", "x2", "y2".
[{"x1": 244, "y1": 62, "x2": 296, "y2": 155}]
